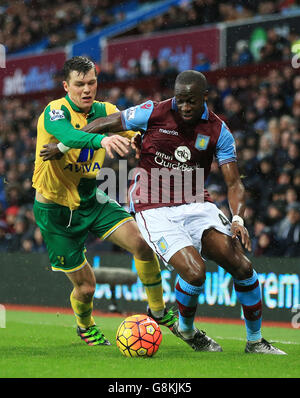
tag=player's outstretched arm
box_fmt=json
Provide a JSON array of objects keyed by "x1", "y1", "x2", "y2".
[
  {"x1": 221, "y1": 162, "x2": 252, "y2": 252},
  {"x1": 40, "y1": 109, "x2": 145, "y2": 161},
  {"x1": 40, "y1": 113, "x2": 129, "y2": 161},
  {"x1": 81, "y1": 112, "x2": 142, "y2": 158},
  {"x1": 39, "y1": 135, "x2": 130, "y2": 161},
  {"x1": 81, "y1": 112, "x2": 124, "y2": 134}
]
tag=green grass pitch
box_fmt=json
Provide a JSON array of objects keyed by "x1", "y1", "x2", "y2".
[{"x1": 0, "y1": 309, "x2": 299, "y2": 378}]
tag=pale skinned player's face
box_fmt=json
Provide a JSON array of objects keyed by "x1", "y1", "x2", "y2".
[
  {"x1": 63, "y1": 69, "x2": 97, "y2": 113},
  {"x1": 175, "y1": 82, "x2": 207, "y2": 125}
]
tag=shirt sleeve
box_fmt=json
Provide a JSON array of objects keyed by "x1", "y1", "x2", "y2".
[
  {"x1": 215, "y1": 122, "x2": 237, "y2": 166},
  {"x1": 44, "y1": 104, "x2": 105, "y2": 149},
  {"x1": 104, "y1": 102, "x2": 138, "y2": 139},
  {"x1": 104, "y1": 102, "x2": 119, "y2": 115},
  {"x1": 121, "y1": 100, "x2": 154, "y2": 132}
]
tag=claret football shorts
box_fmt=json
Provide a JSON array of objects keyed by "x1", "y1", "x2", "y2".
[
  {"x1": 135, "y1": 202, "x2": 232, "y2": 266},
  {"x1": 33, "y1": 196, "x2": 133, "y2": 273}
]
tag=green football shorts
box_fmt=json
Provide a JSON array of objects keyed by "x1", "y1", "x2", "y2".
[{"x1": 33, "y1": 196, "x2": 133, "y2": 273}]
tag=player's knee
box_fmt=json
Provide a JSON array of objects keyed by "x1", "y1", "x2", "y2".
[
  {"x1": 233, "y1": 257, "x2": 253, "y2": 281},
  {"x1": 77, "y1": 283, "x2": 95, "y2": 301},
  {"x1": 185, "y1": 268, "x2": 206, "y2": 287},
  {"x1": 132, "y1": 235, "x2": 153, "y2": 260}
]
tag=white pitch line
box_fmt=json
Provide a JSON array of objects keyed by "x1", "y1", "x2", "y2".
[
  {"x1": 6, "y1": 321, "x2": 300, "y2": 346},
  {"x1": 6, "y1": 319, "x2": 74, "y2": 328},
  {"x1": 215, "y1": 336, "x2": 300, "y2": 345}
]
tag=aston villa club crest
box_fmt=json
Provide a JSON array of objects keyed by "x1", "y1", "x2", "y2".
[
  {"x1": 195, "y1": 134, "x2": 210, "y2": 151},
  {"x1": 157, "y1": 237, "x2": 168, "y2": 254}
]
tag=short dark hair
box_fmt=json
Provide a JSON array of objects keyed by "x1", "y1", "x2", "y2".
[
  {"x1": 62, "y1": 56, "x2": 97, "y2": 82},
  {"x1": 175, "y1": 70, "x2": 208, "y2": 93}
]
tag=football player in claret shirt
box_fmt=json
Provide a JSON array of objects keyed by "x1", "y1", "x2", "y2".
[
  {"x1": 33, "y1": 56, "x2": 178, "y2": 347},
  {"x1": 45, "y1": 69, "x2": 286, "y2": 355}
]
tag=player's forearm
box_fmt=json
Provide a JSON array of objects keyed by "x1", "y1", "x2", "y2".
[
  {"x1": 221, "y1": 162, "x2": 246, "y2": 219},
  {"x1": 56, "y1": 132, "x2": 105, "y2": 149},
  {"x1": 82, "y1": 113, "x2": 124, "y2": 134},
  {"x1": 227, "y1": 181, "x2": 246, "y2": 218},
  {"x1": 45, "y1": 120, "x2": 105, "y2": 149},
  {"x1": 50, "y1": 122, "x2": 105, "y2": 149}
]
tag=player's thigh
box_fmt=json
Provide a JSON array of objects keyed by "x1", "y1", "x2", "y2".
[
  {"x1": 201, "y1": 228, "x2": 252, "y2": 280},
  {"x1": 90, "y1": 198, "x2": 152, "y2": 258},
  {"x1": 39, "y1": 227, "x2": 88, "y2": 272},
  {"x1": 90, "y1": 198, "x2": 133, "y2": 240},
  {"x1": 106, "y1": 218, "x2": 154, "y2": 259},
  {"x1": 135, "y1": 208, "x2": 205, "y2": 284},
  {"x1": 135, "y1": 208, "x2": 194, "y2": 265},
  {"x1": 185, "y1": 202, "x2": 232, "y2": 250},
  {"x1": 34, "y1": 201, "x2": 88, "y2": 272}
]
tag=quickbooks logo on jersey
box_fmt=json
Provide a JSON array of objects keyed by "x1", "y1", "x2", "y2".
[{"x1": 174, "y1": 146, "x2": 191, "y2": 163}]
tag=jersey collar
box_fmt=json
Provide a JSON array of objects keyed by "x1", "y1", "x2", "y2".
[
  {"x1": 171, "y1": 97, "x2": 209, "y2": 121},
  {"x1": 65, "y1": 94, "x2": 96, "y2": 118}
]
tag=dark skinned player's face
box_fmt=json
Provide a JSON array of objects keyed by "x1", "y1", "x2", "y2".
[{"x1": 174, "y1": 82, "x2": 207, "y2": 125}]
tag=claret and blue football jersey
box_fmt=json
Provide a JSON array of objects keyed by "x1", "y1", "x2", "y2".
[{"x1": 121, "y1": 98, "x2": 237, "y2": 212}]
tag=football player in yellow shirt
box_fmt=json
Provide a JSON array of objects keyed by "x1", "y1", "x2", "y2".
[{"x1": 33, "y1": 56, "x2": 177, "y2": 346}]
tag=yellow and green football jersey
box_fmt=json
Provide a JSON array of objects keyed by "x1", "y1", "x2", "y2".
[{"x1": 32, "y1": 94, "x2": 134, "y2": 210}]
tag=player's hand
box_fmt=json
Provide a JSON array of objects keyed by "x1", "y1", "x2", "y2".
[
  {"x1": 131, "y1": 133, "x2": 142, "y2": 159},
  {"x1": 40, "y1": 143, "x2": 64, "y2": 161},
  {"x1": 101, "y1": 135, "x2": 130, "y2": 159},
  {"x1": 231, "y1": 222, "x2": 252, "y2": 252}
]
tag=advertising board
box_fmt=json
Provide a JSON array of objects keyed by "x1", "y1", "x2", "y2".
[
  {"x1": 0, "y1": 253, "x2": 298, "y2": 324},
  {"x1": 0, "y1": 50, "x2": 66, "y2": 96},
  {"x1": 105, "y1": 26, "x2": 220, "y2": 72}
]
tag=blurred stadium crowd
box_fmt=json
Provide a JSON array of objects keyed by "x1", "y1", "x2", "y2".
[
  {"x1": 1, "y1": 64, "x2": 300, "y2": 257},
  {"x1": 2, "y1": 0, "x2": 299, "y2": 55},
  {"x1": 0, "y1": 0, "x2": 300, "y2": 258}
]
